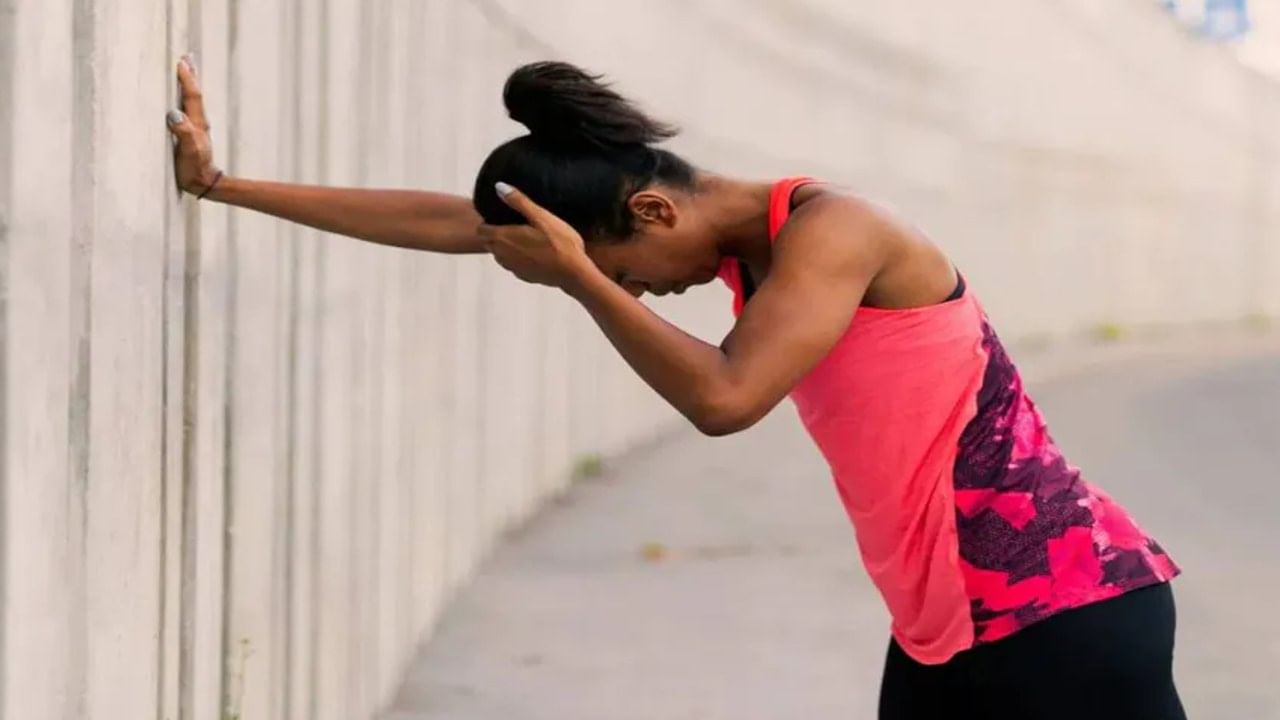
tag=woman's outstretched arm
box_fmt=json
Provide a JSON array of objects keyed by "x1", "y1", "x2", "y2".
[{"x1": 165, "y1": 55, "x2": 486, "y2": 254}]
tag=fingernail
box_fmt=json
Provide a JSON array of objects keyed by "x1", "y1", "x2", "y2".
[
  {"x1": 167, "y1": 109, "x2": 185, "y2": 125},
  {"x1": 495, "y1": 181, "x2": 516, "y2": 198},
  {"x1": 182, "y1": 52, "x2": 196, "y2": 70}
]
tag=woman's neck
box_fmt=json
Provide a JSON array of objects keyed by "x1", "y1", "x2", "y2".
[{"x1": 698, "y1": 175, "x2": 775, "y2": 270}]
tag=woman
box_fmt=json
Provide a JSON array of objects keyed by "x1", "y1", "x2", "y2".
[{"x1": 167, "y1": 57, "x2": 1185, "y2": 719}]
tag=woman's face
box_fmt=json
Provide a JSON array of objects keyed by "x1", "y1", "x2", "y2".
[{"x1": 584, "y1": 189, "x2": 724, "y2": 298}]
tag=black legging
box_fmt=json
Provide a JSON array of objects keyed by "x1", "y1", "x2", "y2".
[{"x1": 879, "y1": 583, "x2": 1186, "y2": 720}]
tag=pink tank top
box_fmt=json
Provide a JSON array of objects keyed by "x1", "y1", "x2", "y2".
[{"x1": 718, "y1": 178, "x2": 1180, "y2": 664}]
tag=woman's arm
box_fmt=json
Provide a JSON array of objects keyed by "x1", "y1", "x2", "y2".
[
  {"x1": 482, "y1": 186, "x2": 888, "y2": 436},
  {"x1": 199, "y1": 179, "x2": 486, "y2": 254},
  {"x1": 166, "y1": 55, "x2": 485, "y2": 254}
]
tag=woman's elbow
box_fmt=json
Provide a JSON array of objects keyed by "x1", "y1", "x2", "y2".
[{"x1": 689, "y1": 395, "x2": 764, "y2": 437}]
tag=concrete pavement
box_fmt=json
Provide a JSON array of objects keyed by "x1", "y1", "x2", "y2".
[{"x1": 386, "y1": 332, "x2": 1280, "y2": 720}]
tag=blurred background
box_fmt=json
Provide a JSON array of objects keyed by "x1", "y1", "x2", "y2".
[{"x1": 1, "y1": 0, "x2": 1278, "y2": 718}]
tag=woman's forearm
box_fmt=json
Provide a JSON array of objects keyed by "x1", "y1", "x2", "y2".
[
  {"x1": 205, "y1": 176, "x2": 487, "y2": 254},
  {"x1": 564, "y1": 265, "x2": 748, "y2": 435}
]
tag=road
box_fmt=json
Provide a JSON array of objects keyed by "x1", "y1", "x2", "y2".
[{"x1": 386, "y1": 332, "x2": 1280, "y2": 719}]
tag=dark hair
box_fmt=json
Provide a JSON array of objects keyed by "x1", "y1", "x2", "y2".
[{"x1": 472, "y1": 61, "x2": 696, "y2": 240}]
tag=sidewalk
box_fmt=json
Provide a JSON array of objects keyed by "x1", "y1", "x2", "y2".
[{"x1": 386, "y1": 331, "x2": 1280, "y2": 720}]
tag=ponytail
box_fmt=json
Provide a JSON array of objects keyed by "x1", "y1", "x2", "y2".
[{"x1": 473, "y1": 61, "x2": 695, "y2": 240}]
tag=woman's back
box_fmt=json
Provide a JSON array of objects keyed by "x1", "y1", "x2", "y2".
[{"x1": 720, "y1": 178, "x2": 1180, "y2": 664}]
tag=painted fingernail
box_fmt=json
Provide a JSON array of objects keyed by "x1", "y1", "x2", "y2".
[
  {"x1": 167, "y1": 109, "x2": 186, "y2": 125},
  {"x1": 495, "y1": 181, "x2": 516, "y2": 197}
]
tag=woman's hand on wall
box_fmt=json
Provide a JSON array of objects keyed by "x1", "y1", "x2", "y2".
[{"x1": 166, "y1": 55, "x2": 222, "y2": 197}]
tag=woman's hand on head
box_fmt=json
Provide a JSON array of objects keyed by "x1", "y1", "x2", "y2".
[
  {"x1": 481, "y1": 183, "x2": 596, "y2": 291},
  {"x1": 165, "y1": 55, "x2": 222, "y2": 196}
]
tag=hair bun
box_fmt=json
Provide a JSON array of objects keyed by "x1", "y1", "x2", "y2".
[{"x1": 503, "y1": 61, "x2": 678, "y2": 149}]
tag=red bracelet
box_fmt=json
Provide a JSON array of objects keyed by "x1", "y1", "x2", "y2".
[{"x1": 197, "y1": 170, "x2": 224, "y2": 200}]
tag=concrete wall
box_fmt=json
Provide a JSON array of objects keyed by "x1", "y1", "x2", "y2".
[{"x1": 1, "y1": 1, "x2": 1276, "y2": 719}]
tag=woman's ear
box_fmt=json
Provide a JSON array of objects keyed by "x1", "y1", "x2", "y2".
[{"x1": 627, "y1": 190, "x2": 678, "y2": 229}]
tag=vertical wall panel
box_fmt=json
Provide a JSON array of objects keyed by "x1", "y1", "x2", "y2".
[
  {"x1": 374, "y1": 0, "x2": 412, "y2": 702},
  {"x1": 313, "y1": 0, "x2": 358, "y2": 717},
  {"x1": 82, "y1": 1, "x2": 169, "y2": 718},
  {"x1": 2, "y1": 2, "x2": 78, "y2": 719},
  {"x1": 414, "y1": 0, "x2": 460, "y2": 637},
  {"x1": 286, "y1": 0, "x2": 323, "y2": 716},
  {"x1": 186, "y1": 3, "x2": 233, "y2": 720},
  {"x1": 442, "y1": 0, "x2": 484, "y2": 594},
  {"x1": 159, "y1": 3, "x2": 192, "y2": 719},
  {"x1": 223, "y1": 0, "x2": 287, "y2": 718}
]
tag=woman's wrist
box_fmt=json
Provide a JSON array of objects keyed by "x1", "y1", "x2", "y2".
[
  {"x1": 561, "y1": 258, "x2": 611, "y2": 302},
  {"x1": 197, "y1": 170, "x2": 235, "y2": 202},
  {"x1": 195, "y1": 169, "x2": 224, "y2": 200}
]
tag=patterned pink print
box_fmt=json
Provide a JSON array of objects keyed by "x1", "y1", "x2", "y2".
[{"x1": 953, "y1": 320, "x2": 1179, "y2": 644}]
